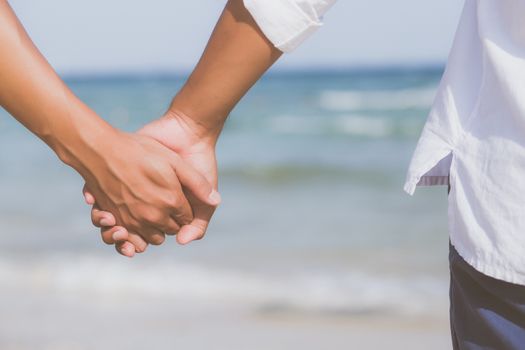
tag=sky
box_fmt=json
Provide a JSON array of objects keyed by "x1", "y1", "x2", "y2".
[{"x1": 11, "y1": 0, "x2": 464, "y2": 74}]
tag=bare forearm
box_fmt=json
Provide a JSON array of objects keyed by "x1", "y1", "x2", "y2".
[
  {"x1": 168, "y1": 0, "x2": 282, "y2": 142},
  {"x1": 0, "y1": 0, "x2": 114, "y2": 170}
]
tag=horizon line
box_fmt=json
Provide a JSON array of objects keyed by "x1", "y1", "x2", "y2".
[{"x1": 61, "y1": 62, "x2": 446, "y2": 82}]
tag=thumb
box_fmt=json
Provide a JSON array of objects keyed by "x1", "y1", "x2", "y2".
[
  {"x1": 176, "y1": 201, "x2": 216, "y2": 245},
  {"x1": 171, "y1": 155, "x2": 221, "y2": 207}
]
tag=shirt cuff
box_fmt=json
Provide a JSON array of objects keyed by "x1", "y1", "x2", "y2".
[{"x1": 243, "y1": 0, "x2": 336, "y2": 53}]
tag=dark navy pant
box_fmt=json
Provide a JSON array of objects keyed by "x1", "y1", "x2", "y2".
[{"x1": 449, "y1": 244, "x2": 525, "y2": 349}]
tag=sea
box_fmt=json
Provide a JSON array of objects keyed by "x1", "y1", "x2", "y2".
[{"x1": 0, "y1": 67, "x2": 452, "y2": 349}]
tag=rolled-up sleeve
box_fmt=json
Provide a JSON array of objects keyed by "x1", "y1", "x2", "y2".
[{"x1": 243, "y1": 0, "x2": 337, "y2": 53}]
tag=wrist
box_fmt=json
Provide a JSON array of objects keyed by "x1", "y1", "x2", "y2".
[
  {"x1": 167, "y1": 83, "x2": 229, "y2": 145},
  {"x1": 53, "y1": 112, "x2": 119, "y2": 176},
  {"x1": 163, "y1": 108, "x2": 224, "y2": 148}
]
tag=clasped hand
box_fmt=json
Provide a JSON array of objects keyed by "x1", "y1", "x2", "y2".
[{"x1": 82, "y1": 111, "x2": 220, "y2": 257}]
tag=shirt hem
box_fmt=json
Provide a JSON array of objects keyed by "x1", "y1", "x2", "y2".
[
  {"x1": 450, "y1": 238, "x2": 525, "y2": 287},
  {"x1": 403, "y1": 148, "x2": 453, "y2": 196}
]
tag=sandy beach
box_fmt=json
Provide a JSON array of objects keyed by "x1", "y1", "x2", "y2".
[{"x1": 0, "y1": 284, "x2": 450, "y2": 350}]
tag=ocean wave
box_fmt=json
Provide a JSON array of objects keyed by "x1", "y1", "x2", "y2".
[
  {"x1": 0, "y1": 256, "x2": 447, "y2": 317},
  {"x1": 267, "y1": 114, "x2": 415, "y2": 138},
  {"x1": 319, "y1": 88, "x2": 437, "y2": 111},
  {"x1": 266, "y1": 115, "x2": 323, "y2": 135},
  {"x1": 334, "y1": 115, "x2": 394, "y2": 137}
]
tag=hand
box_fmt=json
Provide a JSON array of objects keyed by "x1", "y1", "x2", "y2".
[
  {"x1": 84, "y1": 110, "x2": 221, "y2": 257},
  {"x1": 84, "y1": 0, "x2": 282, "y2": 257},
  {"x1": 82, "y1": 127, "x2": 221, "y2": 254}
]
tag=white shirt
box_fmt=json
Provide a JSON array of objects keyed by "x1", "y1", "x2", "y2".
[
  {"x1": 244, "y1": 0, "x2": 336, "y2": 52},
  {"x1": 405, "y1": 0, "x2": 525, "y2": 285},
  {"x1": 248, "y1": 0, "x2": 525, "y2": 285}
]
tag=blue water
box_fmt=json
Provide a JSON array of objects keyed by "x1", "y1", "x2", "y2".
[{"x1": 0, "y1": 68, "x2": 450, "y2": 317}]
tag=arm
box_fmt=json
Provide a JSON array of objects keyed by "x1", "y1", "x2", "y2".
[
  {"x1": 90, "y1": 0, "x2": 282, "y2": 250},
  {"x1": 91, "y1": 0, "x2": 336, "y2": 251},
  {"x1": 171, "y1": 0, "x2": 338, "y2": 132},
  {"x1": 0, "y1": 0, "x2": 219, "y2": 246},
  {"x1": 168, "y1": 0, "x2": 283, "y2": 143},
  {"x1": 0, "y1": 0, "x2": 110, "y2": 162}
]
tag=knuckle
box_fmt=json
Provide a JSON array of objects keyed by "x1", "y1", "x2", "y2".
[
  {"x1": 167, "y1": 196, "x2": 187, "y2": 214},
  {"x1": 177, "y1": 215, "x2": 193, "y2": 226},
  {"x1": 141, "y1": 210, "x2": 164, "y2": 225},
  {"x1": 166, "y1": 194, "x2": 179, "y2": 207},
  {"x1": 166, "y1": 222, "x2": 181, "y2": 234},
  {"x1": 172, "y1": 208, "x2": 193, "y2": 226},
  {"x1": 171, "y1": 194, "x2": 188, "y2": 208}
]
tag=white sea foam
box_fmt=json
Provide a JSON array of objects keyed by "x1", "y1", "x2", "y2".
[
  {"x1": 267, "y1": 114, "x2": 397, "y2": 138},
  {"x1": 0, "y1": 256, "x2": 447, "y2": 317},
  {"x1": 267, "y1": 115, "x2": 322, "y2": 135},
  {"x1": 334, "y1": 115, "x2": 394, "y2": 137},
  {"x1": 319, "y1": 88, "x2": 437, "y2": 111}
]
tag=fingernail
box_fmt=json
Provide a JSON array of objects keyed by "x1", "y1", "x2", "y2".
[
  {"x1": 177, "y1": 233, "x2": 191, "y2": 245},
  {"x1": 178, "y1": 229, "x2": 200, "y2": 245},
  {"x1": 178, "y1": 237, "x2": 191, "y2": 245},
  {"x1": 208, "y1": 190, "x2": 221, "y2": 205},
  {"x1": 99, "y1": 217, "x2": 112, "y2": 226},
  {"x1": 122, "y1": 246, "x2": 134, "y2": 258},
  {"x1": 112, "y1": 229, "x2": 126, "y2": 241}
]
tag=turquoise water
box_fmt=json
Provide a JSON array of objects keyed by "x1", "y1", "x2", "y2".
[{"x1": 0, "y1": 68, "x2": 451, "y2": 319}]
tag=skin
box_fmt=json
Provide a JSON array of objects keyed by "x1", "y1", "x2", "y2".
[
  {"x1": 87, "y1": 0, "x2": 283, "y2": 256},
  {"x1": 0, "y1": 0, "x2": 221, "y2": 249}
]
